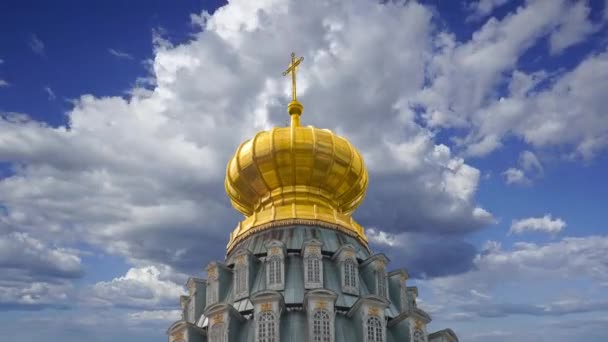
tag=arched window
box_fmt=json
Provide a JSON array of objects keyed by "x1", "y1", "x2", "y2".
[
  {"x1": 376, "y1": 269, "x2": 387, "y2": 297},
  {"x1": 268, "y1": 256, "x2": 282, "y2": 286},
  {"x1": 344, "y1": 259, "x2": 358, "y2": 289},
  {"x1": 306, "y1": 256, "x2": 321, "y2": 283},
  {"x1": 210, "y1": 322, "x2": 226, "y2": 342},
  {"x1": 234, "y1": 263, "x2": 247, "y2": 298},
  {"x1": 257, "y1": 311, "x2": 277, "y2": 342},
  {"x1": 366, "y1": 316, "x2": 383, "y2": 342},
  {"x1": 413, "y1": 329, "x2": 424, "y2": 342},
  {"x1": 312, "y1": 310, "x2": 332, "y2": 342}
]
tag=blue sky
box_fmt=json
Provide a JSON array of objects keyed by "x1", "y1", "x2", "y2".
[{"x1": 1, "y1": 0, "x2": 607, "y2": 341}]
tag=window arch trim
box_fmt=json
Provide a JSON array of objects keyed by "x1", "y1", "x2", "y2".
[
  {"x1": 266, "y1": 255, "x2": 284, "y2": 290},
  {"x1": 343, "y1": 258, "x2": 358, "y2": 293},
  {"x1": 365, "y1": 315, "x2": 384, "y2": 342},
  {"x1": 311, "y1": 309, "x2": 332, "y2": 342},
  {"x1": 412, "y1": 329, "x2": 425, "y2": 342},
  {"x1": 305, "y1": 255, "x2": 323, "y2": 288},
  {"x1": 257, "y1": 311, "x2": 278, "y2": 342}
]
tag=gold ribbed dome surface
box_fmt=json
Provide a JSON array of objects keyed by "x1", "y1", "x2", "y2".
[
  {"x1": 226, "y1": 125, "x2": 368, "y2": 216},
  {"x1": 224, "y1": 53, "x2": 369, "y2": 253}
]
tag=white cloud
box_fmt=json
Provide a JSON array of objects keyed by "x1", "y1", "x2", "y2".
[
  {"x1": 519, "y1": 150, "x2": 543, "y2": 174},
  {"x1": 467, "y1": 0, "x2": 510, "y2": 20},
  {"x1": 0, "y1": 232, "x2": 82, "y2": 309},
  {"x1": 0, "y1": 1, "x2": 604, "y2": 340},
  {"x1": 416, "y1": 0, "x2": 572, "y2": 134},
  {"x1": 0, "y1": 79, "x2": 8, "y2": 87},
  {"x1": 128, "y1": 309, "x2": 181, "y2": 322},
  {"x1": 0, "y1": 232, "x2": 83, "y2": 280},
  {"x1": 367, "y1": 228, "x2": 397, "y2": 247},
  {"x1": 44, "y1": 86, "x2": 56, "y2": 100},
  {"x1": 417, "y1": 235, "x2": 608, "y2": 327},
  {"x1": 108, "y1": 48, "x2": 134, "y2": 60},
  {"x1": 548, "y1": 1, "x2": 595, "y2": 55},
  {"x1": 0, "y1": 0, "x2": 601, "y2": 323},
  {"x1": 28, "y1": 34, "x2": 45, "y2": 55},
  {"x1": 503, "y1": 150, "x2": 543, "y2": 185},
  {"x1": 510, "y1": 214, "x2": 566, "y2": 235},
  {"x1": 462, "y1": 48, "x2": 608, "y2": 160},
  {"x1": 0, "y1": 281, "x2": 72, "y2": 309},
  {"x1": 0, "y1": 0, "x2": 492, "y2": 278},
  {"x1": 413, "y1": 0, "x2": 608, "y2": 160},
  {"x1": 88, "y1": 266, "x2": 185, "y2": 309},
  {"x1": 449, "y1": 235, "x2": 608, "y2": 292},
  {"x1": 502, "y1": 167, "x2": 528, "y2": 185}
]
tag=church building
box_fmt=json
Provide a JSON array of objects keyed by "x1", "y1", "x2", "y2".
[{"x1": 167, "y1": 53, "x2": 459, "y2": 342}]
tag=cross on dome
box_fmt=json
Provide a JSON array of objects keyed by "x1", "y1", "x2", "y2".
[
  {"x1": 282, "y1": 52, "x2": 305, "y2": 127},
  {"x1": 282, "y1": 52, "x2": 304, "y2": 102}
]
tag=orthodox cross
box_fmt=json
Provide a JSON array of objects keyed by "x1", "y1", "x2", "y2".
[{"x1": 282, "y1": 52, "x2": 304, "y2": 101}]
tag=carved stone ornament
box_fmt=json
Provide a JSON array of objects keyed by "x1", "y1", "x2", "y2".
[
  {"x1": 171, "y1": 330, "x2": 184, "y2": 341},
  {"x1": 208, "y1": 265, "x2": 218, "y2": 280},
  {"x1": 212, "y1": 313, "x2": 224, "y2": 324},
  {"x1": 308, "y1": 246, "x2": 321, "y2": 255},
  {"x1": 315, "y1": 300, "x2": 327, "y2": 310}
]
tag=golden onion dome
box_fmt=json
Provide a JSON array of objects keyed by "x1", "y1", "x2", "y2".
[{"x1": 224, "y1": 53, "x2": 369, "y2": 253}]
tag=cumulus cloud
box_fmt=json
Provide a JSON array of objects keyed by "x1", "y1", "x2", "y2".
[
  {"x1": 0, "y1": 232, "x2": 82, "y2": 309},
  {"x1": 418, "y1": 235, "x2": 608, "y2": 323},
  {"x1": 502, "y1": 167, "x2": 528, "y2": 185},
  {"x1": 0, "y1": 232, "x2": 83, "y2": 280},
  {"x1": 0, "y1": 3, "x2": 605, "y2": 333},
  {"x1": 548, "y1": 0, "x2": 595, "y2": 55},
  {"x1": 0, "y1": 79, "x2": 8, "y2": 87},
  {"x1": 88, "y1": 266, "x2": 185, "y2": 309},
  {"x1": 519, "y1": 150, "x2": 543, "y2": 174},
  {"x1": 0, "y1": 0, "x2": 493, "y2": 283},
  {"x1": 0, "y1": 281, "x2": 72, "y2": 310},
  {"x1": 466, "y1": 48, "x2": 608, "y2": 159},
  {"x1": 367, "y1": 229, "x2": 477, "y2": 278},
  {"x1": 416, "y1": 0, "x2": 573, "y2": 133},
  {"x1": 502, "y1": 150, "x2": 543, "y2": 185},
  {"x1": 509, "y1": 214, "x2": 566, "y2": 235},
  {"x1": 414, "y1": 0, "x2": 608, "y2": 159}
]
